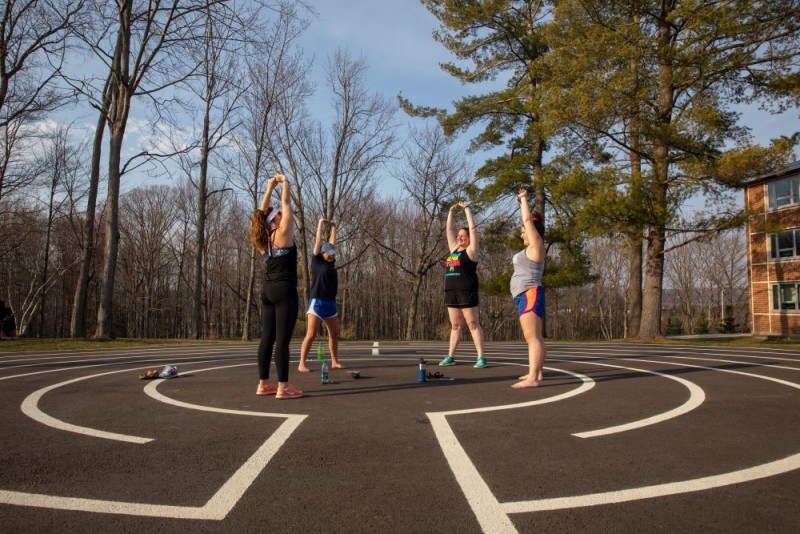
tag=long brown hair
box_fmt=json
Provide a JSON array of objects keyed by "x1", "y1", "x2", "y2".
[{"x1": 250, "y1": 208, "x2": 274, "y2": 250}]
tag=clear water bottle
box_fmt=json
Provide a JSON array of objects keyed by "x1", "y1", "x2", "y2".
[{"x1": 321, "y1": 360, "x2": 329, "y2": 384}]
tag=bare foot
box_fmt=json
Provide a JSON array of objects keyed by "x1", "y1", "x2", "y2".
[
  {"x1": 331, "y1": 362, "x2": 345, "y2": 369},
  {"x1": 512, "y1": 378, "x2": 540, "y2": 389},
  {"x1": 297, "y1": 365, "x2": 311, "y2": 373},
  {"x1": 519, "y1": 373, "x2": 543, "y2": 381}
]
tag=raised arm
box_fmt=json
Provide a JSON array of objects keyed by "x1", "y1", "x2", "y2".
[
  {"x1": 328, "y1": 220, "x2": 336, "y2": 245},
  {"x1": 273, "y1": 173, "x2": 294, "y2": 246},
  {"x1": 313, "y1": 218, "x2": 325, "y2": 255},
  {"x1": 259, "y1": 177, "x2": 277, "y2": 211},
  {"x1": 518, "y1": 188, "x2": 543, "y2": 262},
  {"x1": 446, "y1": 203, "x2": 458, "y2": 251},
  {"x1": 463, "y1": 203, "x2": 479, "y2": 260}
]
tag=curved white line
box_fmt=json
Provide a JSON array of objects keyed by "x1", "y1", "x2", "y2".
[
  {"x1": 18, "y1": 358, "x2": 248, "y2": 443},
  {"x1": 143, "y1": 363, "x2": 289, "y2": 418},
  {"x1": 662, "y1": 354, "x2": 800, "y2": 372},
  {"x1": 570, "y1": 361, "x2": 705, "y2": 438},
  {"x1": 9, "y1": 360, "x2": 308, "y2": 519},
  {"x1": 21, "y1": 371, "x2": 154, "y2": 444},
  {"x1": 438, "y1": 366, "x2": 596, "y2": 416},
  {"x1": 501, "y1": 451, "x2": 800, "y2": 513},
  {"x1": 434, "y1": 354, "x2": 800, "y2": 522}
]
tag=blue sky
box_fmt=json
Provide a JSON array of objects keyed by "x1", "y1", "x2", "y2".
[
  {"x1": 57, "y1": 1, "x2": 796, "y2": 200},
  {"x1": 299, "y1": 0, "x2": 798, "y2": 149}
]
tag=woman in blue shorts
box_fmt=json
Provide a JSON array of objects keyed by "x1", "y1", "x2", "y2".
[
  {"x1": 298, "y1": 218, "x2": 344, "y2": 372},
  {"x1": 510, "y1": 188, "x2": 546, "y2": 389}
]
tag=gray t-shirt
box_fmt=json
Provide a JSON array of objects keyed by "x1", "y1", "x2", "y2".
[{"x1": 510, "y1": 249, "x2": 544, "y2": 298}]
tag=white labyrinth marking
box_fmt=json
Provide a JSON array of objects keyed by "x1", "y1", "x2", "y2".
[
  {"x1": 21, "y1": 370, "x2": 155, "y2": 444},
  {"x1": 569, "y1": 360, "x2": 706, "y2": 438},
  {"x1": 5, "y1": 361, "x2": 307, "y2": 519},
  {"x1": 0, "y1": 415, "x2": 305, "y2": 519},
  {"x1": 500, "y1": 452, "x2": 800, "y2": 514},
  {"x1": 428, "y1": 367, "x2": 595, "y2": 533},
  {"x1": 142, "y1": 363, "x2": 289, "y2": 417},
  {"x1": 430, "y1": 354, "x2": 800, "y2": 530}
]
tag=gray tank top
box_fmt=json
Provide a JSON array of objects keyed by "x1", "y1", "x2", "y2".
[{"x1": 510, "y1": 249, "x2": 544, "y2": 297}]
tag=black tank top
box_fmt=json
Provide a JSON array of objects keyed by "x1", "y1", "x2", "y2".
[
  {"x1": 444, "y1": 248, "x2": 478, "y2": 291},
  {"x1": 264, "y1": 245, "x2": 297, "y2": 284}
]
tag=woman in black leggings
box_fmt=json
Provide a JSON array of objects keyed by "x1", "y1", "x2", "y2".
[{"x1": 249, "y1": 173, "x2": 302, "y2": 399}]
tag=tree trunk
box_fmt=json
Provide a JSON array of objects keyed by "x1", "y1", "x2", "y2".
[
  {"x1": 192, "y1": 146, "x2": 207, "y2": 339},
  {"x1": 71, "y1": 103, "x2": 106, "y2": 338},
  {"x1": 627, "y1": 236, "x2": 643, "y2": 337},
  {"x1": 242, "y1": 245, "x2": 257, "y2": 341},
  {"x1": 638, "y1": 10, "x2": 673, "y2": 339},
  {"x1": 95, "y1": 130, "x2": 124, "y2": 339},
  {"x1": 405, "y1": 277, "x2": 423, "y2": 341}
]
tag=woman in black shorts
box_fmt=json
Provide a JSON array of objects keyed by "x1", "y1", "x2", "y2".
[
  {"x1": 439, "y1": 201, "x2": 486, "y2": 368},
  {"x1": 249, "y1": 173, "x2": 302, "y2": 399}
]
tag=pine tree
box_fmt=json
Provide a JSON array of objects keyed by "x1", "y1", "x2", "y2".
[{"x1": 542, "y1": 0, "x2": 800, "y2": 337}]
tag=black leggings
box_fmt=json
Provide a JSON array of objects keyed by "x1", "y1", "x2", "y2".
[{"x1": 258, "y1": 280, "x2": 298, "y2": 382}]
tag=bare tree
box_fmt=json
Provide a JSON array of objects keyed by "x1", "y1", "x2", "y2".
[
  {"x1": 229, "y1": 4, "x2": 310, "y2": 340},
  {"x1": 183, "y1": 1, "x2": 255, "y2": 339},
  {"x1": 67, "y1": 0, "x2": 209, "y2": 339},
  {"x1": 284, "y1": 49, "x2": 398, "y2": 308},
  {"x1": 376, "y1": 123, "x2": 468, "y2": 340}
]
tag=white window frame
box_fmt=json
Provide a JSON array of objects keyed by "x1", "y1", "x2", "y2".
[
  {"x1": 772, "y1": 282, "x2": 800, "y2": 311},
  {"x1": 767, "y1": 175, "x2": 800, "y2": 210},
  {"x1": 769, "y1": 228, "x2": 800, "y2": 260}
]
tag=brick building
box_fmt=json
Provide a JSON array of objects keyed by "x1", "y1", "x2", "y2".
[{"x1": 745, "y1": 160, "x2": 800, "y2": 336}]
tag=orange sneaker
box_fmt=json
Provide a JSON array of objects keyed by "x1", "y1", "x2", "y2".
[
  {"x1": 275, "y1": 384, "x2": 304, "y2": 399},
  {"x1": 256, "y1": 383, "x2": 278, "y2": 396}
]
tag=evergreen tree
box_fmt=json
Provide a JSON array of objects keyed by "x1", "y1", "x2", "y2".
[
  {"x1": 694, "y1": 312, "x2": 710, "y2": 335},
  {"x1": 542, "y1": 0, "x2": 800, "y2": 337}
]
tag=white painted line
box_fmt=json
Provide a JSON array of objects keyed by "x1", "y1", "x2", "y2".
[
  {"x1": 570, "y1": 360, "x2": 705, "y2": 438},
  {"x1": 432, "y1": 353, "x2": 800, "y2": 523},
  {"x1": 21, "y1": 371, "x2": 154, "y2": 444},
  {"x1": 661, "y1": 354, "x2": 800, "y2": 372},
  {"x1": 500, "y1": 451, "x2": 800, "y2": 514},
  {"x1": 143, "y1": 363, "x2": 288, "y2": 418},
  {"x1": 0, "y1": 415, "x2": 306, "y2": 519},
  {"x1": 427, "y1": 367, "x2": 593, "y2": 533},
  {"x1": 437, "y1": 367, "x2": 596, "y2": 416},
  {"x1": 17, "y1": 359, "x2": 250, "y2": 443},
  {"x1": 428, "y1": 412, "x2": 518, "y2": 533},
  {"x1": 6, "y1": 361, "x2": 308, "y2": 519}
]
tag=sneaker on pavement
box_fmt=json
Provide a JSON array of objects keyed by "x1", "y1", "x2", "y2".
[
  {"x1": 474, "y1": 357, "x2": 487, "y2": 369},
  {"x1": 256, "y1": 383, "x2": 278, "y2": 396},
  {"x1": 439, "y1": 356, "x2": 456, "y2": 366},
  {"x1": 276, "y1": 384, "x2": 304, "y2": 399}
]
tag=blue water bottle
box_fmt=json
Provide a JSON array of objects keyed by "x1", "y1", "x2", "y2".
[{"x1": 418, "y1": 358, "x2": 427, "y2": 382}]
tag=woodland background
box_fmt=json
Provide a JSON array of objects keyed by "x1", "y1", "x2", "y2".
[{"x1": 1, "y1": 1, "x2": 798, "y2": 341}]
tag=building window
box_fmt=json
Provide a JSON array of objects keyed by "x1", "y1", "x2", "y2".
[
  {"x1": 769, "y1": 229, "x2": 800, "y2": 260},
  {"x1": 767, "y1": 175, "x2": 800, "y2": 209},
  {"x1": 773, "y1": 283, "x2": 800, "y2": 310}
]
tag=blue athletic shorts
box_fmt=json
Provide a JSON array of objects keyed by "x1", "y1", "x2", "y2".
[
  {"x1": 307, "y1": 298, "x2": 338, "y2": 319},
  {"x1": 513, "y1": 286, "x2": 545, "y2": 318}
]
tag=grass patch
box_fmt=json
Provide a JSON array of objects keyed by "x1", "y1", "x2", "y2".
[{"x1": 0, "y1": 338, "x2": 250, "y2": 352}]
